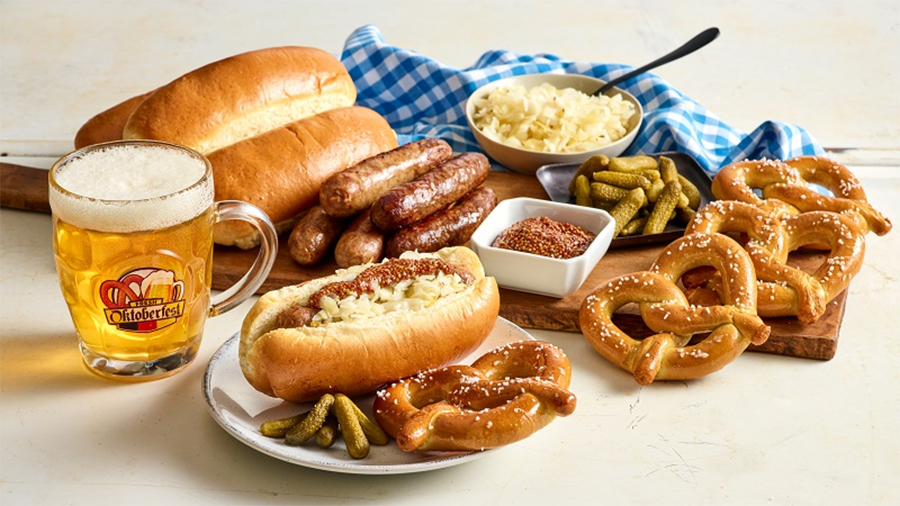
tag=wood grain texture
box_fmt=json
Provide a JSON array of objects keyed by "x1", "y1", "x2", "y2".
[
  {"x1": 0, "y1": 163, "x2": 845, "y2": 360},
  {"x1": 1, "y1": 162, "x2": 51, "y2": 213}
]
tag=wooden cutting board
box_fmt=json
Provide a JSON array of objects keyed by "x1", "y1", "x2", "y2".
[{"x1": 1, "y1": 162, "x2": 846, "y2": 360}]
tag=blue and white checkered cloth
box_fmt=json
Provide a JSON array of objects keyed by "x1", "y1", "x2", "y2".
[{"x1": 340, "y1": 24, "x2": 824, "y2": 174}]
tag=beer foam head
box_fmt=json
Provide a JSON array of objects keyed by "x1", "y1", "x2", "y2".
[{"x1": 50, "y1": 142, "x2": 213, "y2": 232}]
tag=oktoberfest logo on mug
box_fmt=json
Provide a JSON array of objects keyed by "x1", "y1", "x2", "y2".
[{"x1": 100, "y1": 268, "x2": 186, "y2": 333}]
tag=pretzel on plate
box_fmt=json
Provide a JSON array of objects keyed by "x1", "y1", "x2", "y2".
[
  {"x1": 682, "y1": 201, "x2": 865, "y2": 324},
  {"x1": 579, "y1": 233, "x2": 770, "y2": 385},
  {"x1": 712, "y1": 156, "x2": 892, "y2": 235},
  {"x1": 373, "y1": 340, "x2": 576, "y2": 452}
]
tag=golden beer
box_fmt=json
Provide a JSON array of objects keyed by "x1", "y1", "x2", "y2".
[
  {"x1": 54, "y1": 209, "x2": 214, "y2": 375},
  {"x1": 50, "y1": 140, "x2": 277, "y2": 380}
]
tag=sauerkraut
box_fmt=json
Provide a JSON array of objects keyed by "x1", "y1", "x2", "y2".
[
  {"x1": 308, "y1": 252, "x2": 469, "y2": 326},
  {"x1": 471, "y1": 83, "x2": 637, "y2": 153}
]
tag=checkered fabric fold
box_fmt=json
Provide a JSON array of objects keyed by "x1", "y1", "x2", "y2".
[{"x1": 340, "y1": 24, "x2": 824, "y2": 174}]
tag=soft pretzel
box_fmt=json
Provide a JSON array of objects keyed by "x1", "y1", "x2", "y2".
[
  {"x1": 710, "y1": 158, "x2": 804, "y2": 217},
  {"x1": 579, "y1": 233, "x2": 770, "y2": 385},
  {"x1": 712, "y1": 156, "x2": 891, "y2": 235},
  {"x1": 683, "y1": 202, "x2": 865, "y2": 324},
  {"x1": 759, "y1": 211, "x2": 865, "y2": 317},
  {"x1": 373, "y1": 340, "x2": 576, "y2": 452}
]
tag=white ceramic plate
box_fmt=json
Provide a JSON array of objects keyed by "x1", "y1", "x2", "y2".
[{"x1": 202, "y1": 317, "x2": 536, "y2": 475}]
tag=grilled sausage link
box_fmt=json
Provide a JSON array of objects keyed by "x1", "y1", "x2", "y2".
[
  {"x1": 386, "y1": 186, "x2": 498, "y2": 257},
  {"x1": 319, "y1": 138, "x2": 453, "y2": 218},
  {"x1": 273, "y1": 304, "x2": 319, "y2": 329},
  {"x1": 334, "y1": 209, "x2": 386, "y2": 268},
  {"x1": 371, "y1": 152, "x2": 491, "y2": 232},
  {"x1": 288, "y1": 206, "x2": 349, "y2": 266}
]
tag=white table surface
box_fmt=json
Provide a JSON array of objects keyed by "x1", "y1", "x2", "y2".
[{"x1": 1, "y1": 1, "x2": 898, "y2": 505}]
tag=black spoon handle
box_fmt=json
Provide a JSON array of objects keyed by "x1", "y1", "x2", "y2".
[{"x1": 595, "y1": 27, "x2": 720, "y2": 96}]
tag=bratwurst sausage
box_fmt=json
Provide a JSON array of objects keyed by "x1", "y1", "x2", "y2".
[
  {"x1": 386, "y1": 186, "x2": 498, "y2": 257},
  {"x1": 288, "y1": 206, "x2": 349, "y2": 266},
  {"x1": 333, "y1": 209, "x2": 386, "y2": 268},
  {"x1": 371, "y1": 152, "x2": 491, "y2": 232},
  {"x1": 319, "y1": 138, "x2": 453, "y2": 218}
]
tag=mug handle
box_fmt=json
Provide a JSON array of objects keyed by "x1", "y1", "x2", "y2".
[{"x1": 208, "y1": 200, "x2": 278, "y2": 316}]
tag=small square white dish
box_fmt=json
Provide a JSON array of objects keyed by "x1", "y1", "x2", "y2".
[{"x1": 469, "y1": 198, "x2": 614, "y2": 298}]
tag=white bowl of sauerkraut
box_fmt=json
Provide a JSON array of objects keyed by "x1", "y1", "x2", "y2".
[{"x1": 465, "y1": 73, "x2": 643, "y2": 175}]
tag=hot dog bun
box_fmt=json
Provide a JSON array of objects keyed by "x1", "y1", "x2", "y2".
[
  {"x1": 239, "y1": 247, "x2": 500, "y2": 403},
  {"x1": 122, "y1": 46, "x2": 356, "y2": 154},
  {"x1": 211, "y1": 106, "x2": 397, "y2": 249},
  {"x1": 74, "y1": 91, "x2": 153, "y2": 149}
]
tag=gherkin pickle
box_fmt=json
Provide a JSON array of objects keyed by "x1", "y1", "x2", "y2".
[
  {"x1": 315, "y1": 413, "x2": 339, "y2": 448},
  {"x1": 620, "y1": 216, "x2": 649, "y2": 236},
  {"x1": 658, "y1": 156, "x2": 691, "y2": 209},
  {"x1": 260, "y1": 412, "x2": 306, "y2": 438},
  {"x1": 346, "y1": 397, "x2": 389, "y2": 445},
  {"x1": 609, "y1": 155, "x2": 657, "y2": 172},
  {"x1": 676, "y1": 205, "x2": 698, "y2": 224},
  {"x1": 574, "y1": 175, "x2": 592, "y2": 207},
  {"x1": 677, "y1": 174, "x2": 702, "y2": 209},
  {"x1": 285, "y1": 393, "x2": 335, "y2": 446},
  {"x1": 591, "y1": 171, "x2": 651, "y2": 190},
  {"x1": 658, "y1": 156, "x2": 679, "y2": 183},
  {"x1": 568, "y1": 154, "x2": 609, "y2": 194},
  {"x1": 334, "y1": 394, "x2": 370, "y2": 459},
  {"x1": 646, "y1": 178, "x2": 665, "y2": 203},
  {"x1": 589, "y1": 182, "x2": 629, "y2": 203},
  {"x1": 641, "y1": 169, "x2": 661, "y2": 181},
  {"x1": 609, "y1": 188, "x2": 647, "y2": 238},
  {"x1": 643, "y1": 180, "x2": 682, "y2": 235}
]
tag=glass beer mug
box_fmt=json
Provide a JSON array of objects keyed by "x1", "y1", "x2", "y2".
[{"x1": 49, "y1": 140, "x2": 278, "y2": 380}]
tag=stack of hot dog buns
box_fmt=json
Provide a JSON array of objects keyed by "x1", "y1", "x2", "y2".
[
  {"x1": 291, "y1": 139, "x2": 498, "y2": 268},
  {"x1": 240, "y1": 246, "x2": 500, "y2": 403},
  {"x1": 73, "y1": 46, "x2": 398, "y2": 249}
]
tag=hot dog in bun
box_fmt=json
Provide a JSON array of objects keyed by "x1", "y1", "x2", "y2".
[{"x1": 239, "y1": 246, "x2": 500, "y2": 403}]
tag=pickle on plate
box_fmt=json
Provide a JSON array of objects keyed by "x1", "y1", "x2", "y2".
[
  {"x1": 345, "y1": 397, "x2": 389, "y2": 445},
  {"x1": 334, "y1": 394, "x2": 370, "y2": 459},
  {"x1": 259, "y1": 412, "x2": 306, "y2": 438},
  {"x1": 658, "y1": 155, "x2": 679, "y2": 183},
  {"x1": 641, "y1": 169, "x2": 661, "y2": 181},
  {"x1": 658, "y1": 156, "x2": 691, "y2": 209},
  {"x1": 574, "y1": 175, "x2": 592, "y2": 207},
  {"x1": 285, "y1": 393, "x2": 335, "y2": 446},
  {"x1": 315, "y1": 412, "x2": 340, "y2": 448},
  {"x1": 676, "y1": 205, "x2": 697, "y2": 224},
  {"x1": 646, "y1": 178, "x2": 665, "y2": 203},
  {"x1": 568, "y1": 154, "x2": 609, "y2": 194},
  {"x1": 643, "y1": 180, "x2": 682, "y2": 235},
  {"x1": 591, "y1": 171, "x2": 652, "y2": 190},
  {"x1": 677, "y1": 174, "x2": 702, "y2": 209},
  {"x1": 620, "y1": 216, "x2": 649, "y2": 236},
  {"x1": 589, "y1": 182, "x2": 629, "y2": 203},
  {"x1": 609, "y1": 188, "x2": 647, "y2": 238},
  {"x1": 609, "y1": 155, "x2": 657, "y2": 173}
]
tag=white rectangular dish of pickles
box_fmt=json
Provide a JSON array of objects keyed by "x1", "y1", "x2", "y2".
[{"x1": 535, "y1": 152, "x2": 714, "y2": 247}]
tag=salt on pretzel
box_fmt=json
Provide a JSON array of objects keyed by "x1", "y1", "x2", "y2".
[
  {"x1": 685, "y1": 201, "x2": 824, "y2": 323},
  {"x1": 373, "y1": 340, "x2": 576, "y2": 452},
  {"x1": 710, "y1": 158, "x2": 803, "y2": 217},
  {"x1": 579, "y1": 233, "x2": 770, "y2": 385},
  {"x1": 683, "y1": 202, "x2": 865, "y2": 324},
  {"x1": 712, "y1": 156, "x2": 892, "y2": 235}
]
